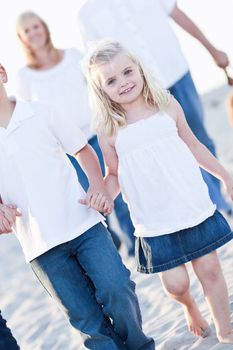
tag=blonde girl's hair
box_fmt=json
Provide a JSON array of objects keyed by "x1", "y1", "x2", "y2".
[
  {"x1": 16, "y1": 11, "x2": 59, "y2": 69},
  {"x1": 85, "y1": 39, "x2": 171, "y2": 137}
]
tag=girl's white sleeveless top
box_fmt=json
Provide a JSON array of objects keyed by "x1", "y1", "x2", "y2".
[{"x1": 115, "y1": 113, "x2": 216, "y2": 237}]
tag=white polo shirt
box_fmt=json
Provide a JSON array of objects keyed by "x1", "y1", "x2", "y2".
[
  {"x1": 78, "y1": 0, "x2": 189, "y2": 88},
  {"x1": 0, "y1": 100, "x2": 104, "y2": 262}
]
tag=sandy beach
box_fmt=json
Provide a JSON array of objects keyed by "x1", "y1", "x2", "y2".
[{"x1": 1, "y1": 84, "x2": 233, "y2": 349}]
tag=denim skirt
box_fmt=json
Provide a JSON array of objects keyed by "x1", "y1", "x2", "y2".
[{"x1": 135, "y1": 210, "x2": 233, "y2": 273}]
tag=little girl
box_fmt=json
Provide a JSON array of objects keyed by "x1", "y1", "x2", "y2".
[{"x1": 83, "y1": 39, "x2": 233, "y2": 344}]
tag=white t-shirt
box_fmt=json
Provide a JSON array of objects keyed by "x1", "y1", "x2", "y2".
[
  {"x1": 77, "y1": 0, "x2": 189, "y2": 88},
  {"x1": 16, "y1": 48, "x2": 94, "y2": 139},
  {"x1": 0, "y1": 100, "x2": 104, "y2": 262}
]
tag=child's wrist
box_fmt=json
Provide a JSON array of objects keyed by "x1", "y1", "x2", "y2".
[
  {"x1": 222, "y1": 176, "x2": 233, "y2": 190},
  {"x1": 0, "y1": 204, "x2": 6, "y2": 216},
  {"x1": 90, "y1": 180, "x2": 105, "y2": 190}
]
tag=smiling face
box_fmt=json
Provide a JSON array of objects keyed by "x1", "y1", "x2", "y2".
[
  {"x1": 97, "y1": 53, "x2": 144, "y2": 107},
  {"x1": 17, "y1": 15, "x2": 48, "y2": 51}
]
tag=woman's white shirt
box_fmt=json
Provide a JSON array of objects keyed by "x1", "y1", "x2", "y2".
[{"x1": 16, "y1": 48, "x2": 94, "y2": 139}]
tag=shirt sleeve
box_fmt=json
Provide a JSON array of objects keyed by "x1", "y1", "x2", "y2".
[
  {"x1": 159, "y1": 0, "x2": 176, "y2": 15},
  {"x1": 49, "y1": 106, "x2": 88, "y2": 155}
]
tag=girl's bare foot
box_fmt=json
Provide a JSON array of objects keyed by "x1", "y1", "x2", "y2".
[
  {"x1": 183, "y1": 301, "x2": 209, "y2": 337},
  {"x1": 218, "y1": 331, "x2": 233, "y2": 344}
]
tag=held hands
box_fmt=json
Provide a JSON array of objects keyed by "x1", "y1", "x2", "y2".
[
  {"x1": 0, "y1": 204, "x2": 21, "y2": 234},
  {"x1": 79, "y1": 186, "x2": 114, "y2": 216}
]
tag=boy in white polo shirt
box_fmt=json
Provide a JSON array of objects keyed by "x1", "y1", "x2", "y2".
[{"x1": 0, "y1": 64, "x2": 155, "y2": 350}]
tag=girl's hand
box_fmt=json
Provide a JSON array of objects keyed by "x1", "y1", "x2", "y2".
[
  {"x1": 79, "y1": 188, "x2": 114, "y2": 216},
  {"x1": 90, "y1": 193, "x2": 114, "y2": 216}
]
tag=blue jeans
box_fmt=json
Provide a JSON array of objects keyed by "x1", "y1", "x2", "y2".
[
  {"x1": 169, "y1": 71, "x2": 231, "y2": 212},
  {"x1": 68, "y1": 135, "x2": 135, "y2": 255},
  {"x1": 31, "y1": 223, "x2": 155, "y2": 350},
  {"x1": 0, "y1": 311, "x2": 19, "y2": 349}
]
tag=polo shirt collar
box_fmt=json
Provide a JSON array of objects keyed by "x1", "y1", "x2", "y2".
[{"x1": 4, "y1": 99, "x2": 35, "y2": 136}]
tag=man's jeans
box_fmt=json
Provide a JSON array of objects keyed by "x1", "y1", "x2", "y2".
[
  {"x1": 68, "y1": 135, "x2": 135, "y2": 255},
  {"x1": 0, "y1": 311, "x2": 19, "y2": 350},
  {"x1": 31, "y1": 223, "x2": 155, "y2": 350},
  {"x1": 169, "y1": 71, "x2": 231, "y2": 212}
]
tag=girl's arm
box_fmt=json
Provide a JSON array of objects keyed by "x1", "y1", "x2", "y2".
[
  {"x1": 75, "y1": 144, "x2": 113, "y2": 215},
  {"x1": 98, "y1": 133, "x2": 121, "y2": 200},
  {"x1": 168, "y1": 97, "x2": 233, "y2": 200},
  {"x1": 226, "y1": 94, "x2": 233, "y2": 127}
]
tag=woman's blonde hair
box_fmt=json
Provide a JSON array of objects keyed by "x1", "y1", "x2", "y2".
[
  {"x1": 16, "y1": 11, "x2": 58, "y2": 69},
  {"x1": 85, "y1": 39, "x2": 171, "y2": 137}
]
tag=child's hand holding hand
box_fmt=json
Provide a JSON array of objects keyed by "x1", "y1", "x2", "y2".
[
  {"x1": 79, "y1": 187, "x2": 114, "y2": 216},
  {"x1": 0, "y1": 204, "x2": 22, "y2": 234},
  {"x1": 90, "y1": 192, "x2": 114, "y2": 216}
]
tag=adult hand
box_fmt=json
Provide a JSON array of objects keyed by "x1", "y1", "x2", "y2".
[{"x1": 212, "y1": 49, "x2": 229, "y2": 69}]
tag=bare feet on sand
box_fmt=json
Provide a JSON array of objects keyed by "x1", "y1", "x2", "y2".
[
  {"x1": 218, "y1": 331, "x2": 233, "y2": 344},
  {"x1": 183, "y1": 301, "x2": 209, "y2": 337}
]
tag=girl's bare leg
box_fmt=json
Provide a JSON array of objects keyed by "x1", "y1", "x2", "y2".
[
  {"x1": 226, "y1": 94, "x2": 233, "y2": 127},
  {"x1": 192, "y1": 251, "x2": 233, "y2": 343},
  {"x1": 159, "y1": 264, "x2": 208, "y2": 337}
]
